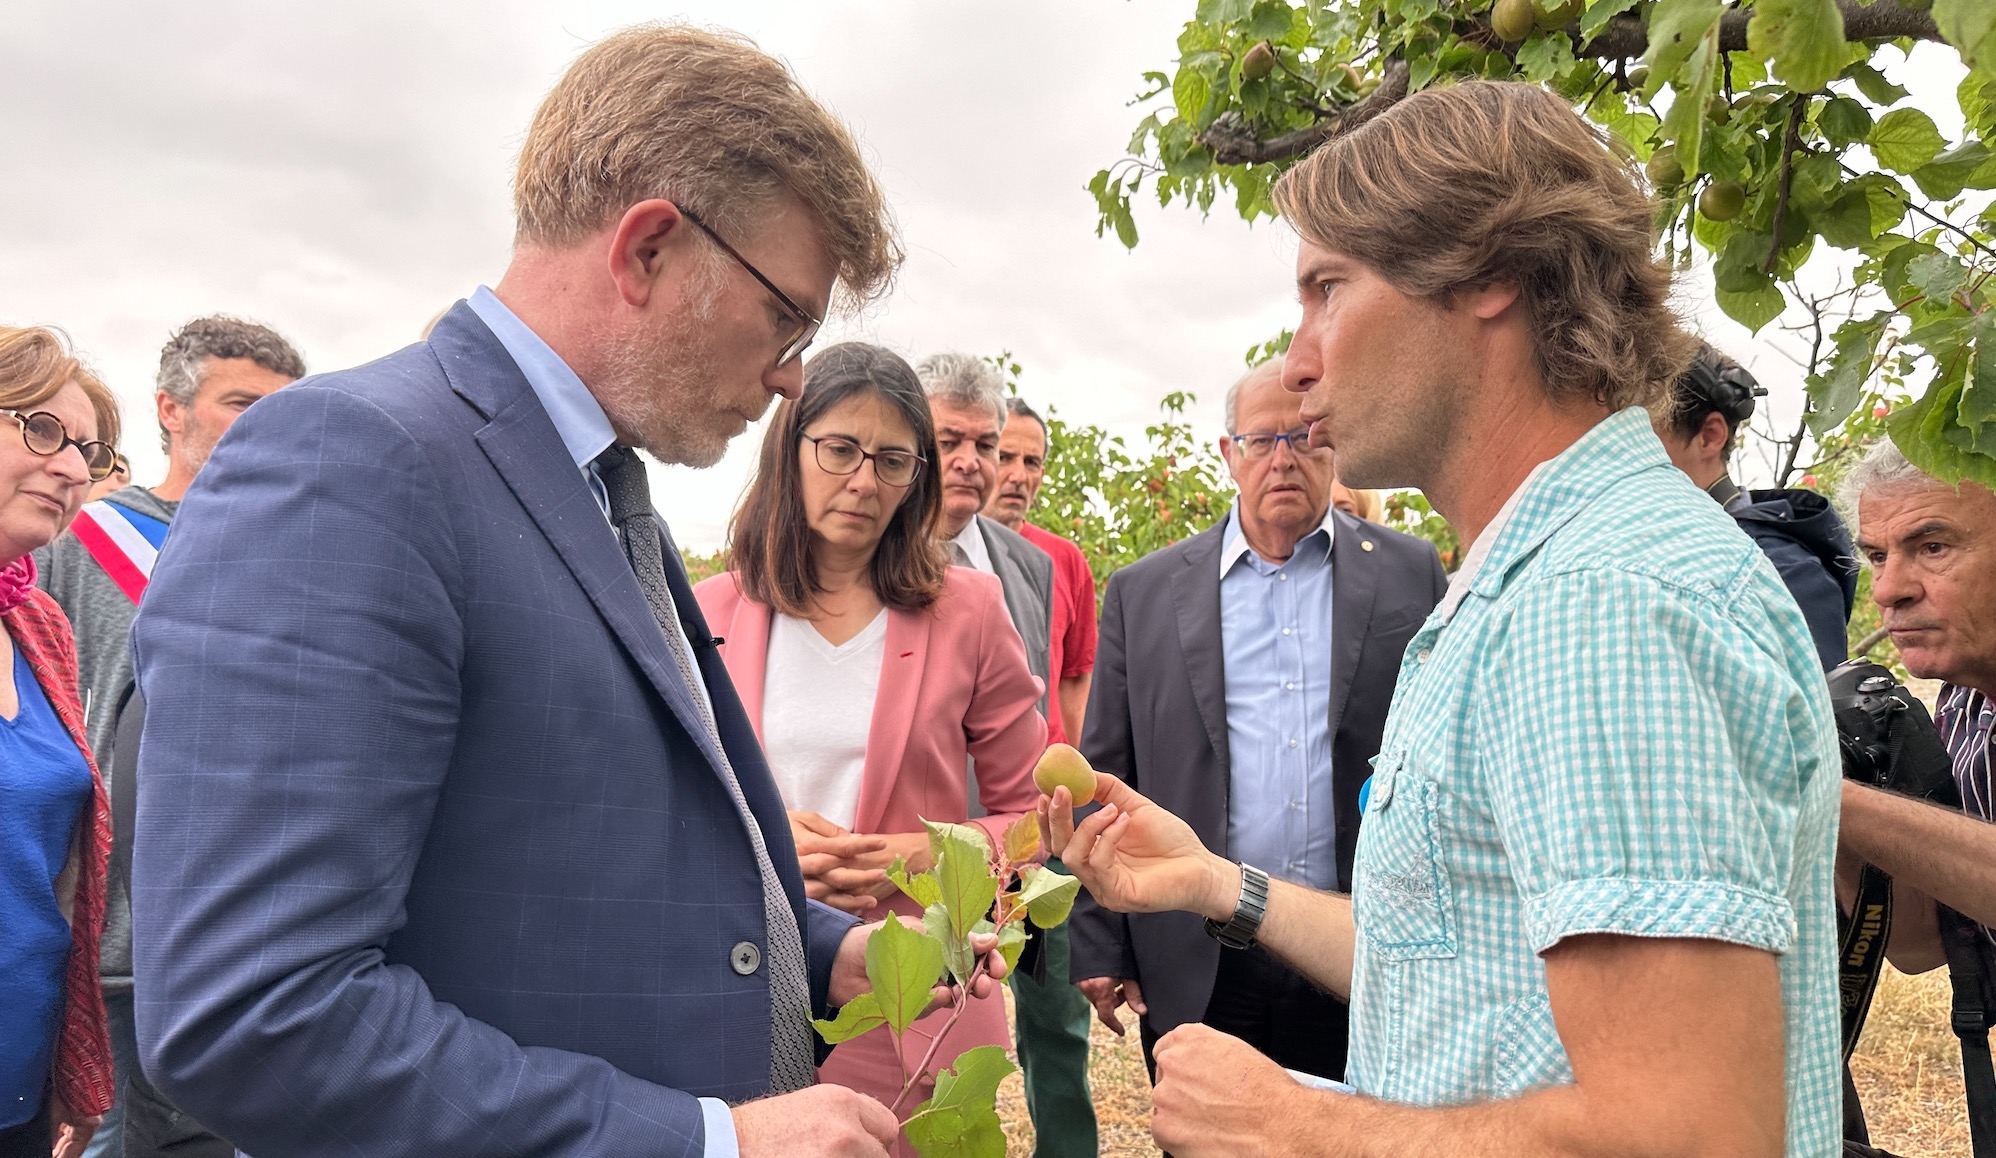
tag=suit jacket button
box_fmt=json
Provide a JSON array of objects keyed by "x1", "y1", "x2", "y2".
[{"x1": 731, "y1": 941, "x2": 762, "y2": 976}]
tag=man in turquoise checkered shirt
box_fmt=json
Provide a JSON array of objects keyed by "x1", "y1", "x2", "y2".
[{"x1": 1043, "y1": 78, "x2": 1841, "y2": 1158}]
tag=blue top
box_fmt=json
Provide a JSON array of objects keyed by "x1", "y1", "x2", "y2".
[
  {"x1": 463, "y1": 287, "x2": 738, "y2": 1157},
  {"x1": 0, "y1": 644, "x2": 93, "y2": 1127},
  {"x1": 1345, "y1": 409, "x2": 1841, "y2": 1154},
  {"x1": 1220, "y1": 503, "x2": 1338, "y2": 891}
]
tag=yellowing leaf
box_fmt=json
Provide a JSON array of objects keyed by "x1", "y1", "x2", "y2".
[
  {"x1": 1002, "y1": 815, "x2": 1043, "y2": 865},
  {"x1": 995, "y1": 921, "x2": 1030, "y2": 974},
  {"x1": 887, "y1": 856, "x2": 943, "y2": 908},
  {"x1": 1870, "y1": 109, "x2": 1946, "y2": 174},
  {"x1": 1937, "y1": 0, "x2": 1996, "y2": 80}
]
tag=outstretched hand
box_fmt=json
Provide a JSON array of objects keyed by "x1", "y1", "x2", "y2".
[
  {"x1": 1037, "y1": 773, "x2": 1239, "y2": 922},
  {"x1": 828, "y1": 922, "x2": 1010, "y2": 1011}
]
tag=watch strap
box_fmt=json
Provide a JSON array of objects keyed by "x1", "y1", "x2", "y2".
[{"x1": 1204, "y1": 862, "x2": 1270, "y2": 950}]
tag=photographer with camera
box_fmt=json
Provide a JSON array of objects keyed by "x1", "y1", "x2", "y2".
[
  {"x1": 1654, "y1": 344, "x2": 1858, "y2": 671},
  {"x1": 1839, "y1": 436, "x2": 1996, "y2": 1155}
]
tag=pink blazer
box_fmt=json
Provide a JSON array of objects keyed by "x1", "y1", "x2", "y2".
[{"x1": 693, "y1": 566, "x2": 1048, "y2": 871}]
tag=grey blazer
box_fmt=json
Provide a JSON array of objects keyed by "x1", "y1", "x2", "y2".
[
  {"x1": 1067, "y1": 509, "x2": 1447, "y2": 1033},
  {"x1": 976, "y1": 514, "x2": 1053, "y2": 711}
]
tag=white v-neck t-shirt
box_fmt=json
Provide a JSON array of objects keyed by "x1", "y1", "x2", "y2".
[{"x1": 762, "y1": 609, "x2": 890, "y2": 830}]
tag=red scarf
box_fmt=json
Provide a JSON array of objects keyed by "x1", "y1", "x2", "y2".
[{"x1": 4, "y1": 582, "x2": 114, "y2": 1118}]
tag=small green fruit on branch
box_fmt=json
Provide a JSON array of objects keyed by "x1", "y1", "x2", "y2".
[{"x1": 1242, "y1": 41, "x2": 1275, "y2": 80}]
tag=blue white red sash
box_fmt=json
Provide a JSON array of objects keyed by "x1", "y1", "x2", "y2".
[{"x1": 68, "y1": 500, "x2": 167, "y2": 605}]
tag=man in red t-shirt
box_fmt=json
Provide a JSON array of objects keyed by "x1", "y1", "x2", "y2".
[
  {"x1": 986, "y1": 397, "x2": 1096, "y2": 745},
  {"x1": 983, "y1": 395, "x2": 1098, "y2": 1157}
]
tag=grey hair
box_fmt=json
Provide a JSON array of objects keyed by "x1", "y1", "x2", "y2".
[
  {"x1": 1837, "y1": 436, "x2": 1951, "y2": 543},
  {"x1": 914, "y1": 352, "x2": 1005, "y2": 425},
  {"x1": 156, "y1": 316, "x2": 306, "y2": 452},
  {"x1": 1225, "y1": 358, "x2": 1284, "y2": 434}
]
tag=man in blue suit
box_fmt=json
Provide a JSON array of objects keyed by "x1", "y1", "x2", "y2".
[{"x1": 127, "y1": 25, "x2": 987, "y2": 1158}]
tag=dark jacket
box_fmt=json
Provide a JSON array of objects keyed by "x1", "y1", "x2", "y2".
[
  {"x1": 1728, "y1": 488, "x2": 1858, "y2": 671},
  {"x1": 129, "y1": 303, "x2": 855, "y2": 1158},
  {"x1": 1067, "y1": 510, "x2": 1447, "y2": 1033}
]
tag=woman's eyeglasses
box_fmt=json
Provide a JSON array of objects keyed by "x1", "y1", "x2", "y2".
[
  {"x1": 3, "y1": 408, "x2": 119, "y2": 481},
  {"x1": 803, "y1": 434, "x2": 924, "y2": 487}
]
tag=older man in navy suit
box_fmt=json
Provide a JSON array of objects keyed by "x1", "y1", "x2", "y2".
[{"x1": 127, "y1": 25, "x2": 997, "y2": 1158}]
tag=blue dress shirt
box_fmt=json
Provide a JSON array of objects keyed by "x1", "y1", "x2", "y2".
[
  {"x1": 1219, "y1": 502, "x2": 1338, "y2": 891},
  {"x1": 462, "y1": 287, "x2": 741, "y2": 1157}
]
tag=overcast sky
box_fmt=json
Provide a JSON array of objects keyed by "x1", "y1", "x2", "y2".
[{"x1": 0, "y1": 2, "x2": 1965, "y2": 548}]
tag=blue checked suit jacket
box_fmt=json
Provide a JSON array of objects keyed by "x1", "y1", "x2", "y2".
[{"x1": 128, "y1": 304, "x2": 856, "y2": 1157}]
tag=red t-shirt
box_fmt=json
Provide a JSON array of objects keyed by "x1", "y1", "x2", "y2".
[{"x1": 1019, "y1": 523, "x2": 1098, "y2": 746}]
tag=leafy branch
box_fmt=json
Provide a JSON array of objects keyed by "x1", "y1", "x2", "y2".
[{"x1": 812, "y1": 815, "x2": 1078, "y2": 1158}]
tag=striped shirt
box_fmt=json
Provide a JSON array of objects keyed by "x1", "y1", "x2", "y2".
[
  {"x1": 1345, "y1": 408, "x2": 1843, "y2": 1155},
  {"x1": 1937, "y1": 684, "x2": 1996, "y2": 823}
]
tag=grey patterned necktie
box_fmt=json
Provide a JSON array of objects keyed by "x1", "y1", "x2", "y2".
[{"x1": 594, "y1": 445, "x2": 817, "y2": 1094}]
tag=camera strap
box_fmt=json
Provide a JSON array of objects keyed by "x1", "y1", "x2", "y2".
[
  {"x1": 1940, "y1": 908, "x2": 1996, "y2": 1158},
  {"x1": 1839, "y1": 865, "x2": 1894, "y2": 1060}
]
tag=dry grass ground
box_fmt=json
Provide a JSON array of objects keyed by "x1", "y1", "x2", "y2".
[{"x1": 991, "y1": 965, "x2": 1971, "y2": 1156}]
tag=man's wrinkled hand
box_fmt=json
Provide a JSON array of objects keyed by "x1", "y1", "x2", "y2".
[
  {"x1": 1037, "y1": 774, "x2": 1239, "y2": 921},
  {"x1": 733, "y1": 1085, "x2": 898, "y2": 1157},
  {"x1": 1075, "y1": 975, "x2": 1147, "y2": 1035},
  {"x1": 829, "y1": 922, "x2": 1010, "y2": 1009},
  {"x1": 1152, "y1": 1023, "x2": 1325, "y2": 1157}
]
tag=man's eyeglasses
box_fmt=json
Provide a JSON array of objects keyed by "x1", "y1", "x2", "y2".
[
  {"x1": 678, "y1": 206, "x2": 823, "y2": 368},
  {"x1": 803, "y1": 434, "x2": 924, "y2": 488},
  {"x1": 3, "y1": 408, "x2": 119, "y2": 480},
  {"x1": 1230, "y1": 427, "x2": 1327, "y2": 461}
]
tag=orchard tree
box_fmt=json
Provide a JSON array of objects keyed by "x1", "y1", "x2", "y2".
[{"x1": 1088, "y1": 0, "x2": 1996, "y2": 490}]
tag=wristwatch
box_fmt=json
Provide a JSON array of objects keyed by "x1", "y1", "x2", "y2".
[{"x1": 1204, "y1": 862, "x2": 1270, "y2": 950}]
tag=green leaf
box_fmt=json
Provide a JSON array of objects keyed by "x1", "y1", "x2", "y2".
[
  {"x1": 928, "y1": 822, "x2": 1000, "y2": 943},
  {"x1": 994, "y1": 921, "x2": 1029, "y2": 973},
  {"x1": 1658, "y1": 18, "x2": 1722, "y2": 178},
  {"x1": 1746, "y1": 0, "x2": 1847, "y2": 93},
  {"x1": 1908, "y1": 252, "x2": 1970, "y2": 302},
  {"x1": 1641, "y1": 0, "x2": 1725, "y2": 97},
  {"x1": 1869, "y1": 108, "x2": 1946, "y2": 173},
  {"x1": 887, "y1": 857, "x2": 944, "y2": 908},
  {"x1": 1245, "y1": 0, "x2": 1293, "y2": 40},
  {"x1": 1847, "y1": 62, "x2": 1911, "y2": 107},
  {"x1": 1516, "y1": 34, "x2": 1575, "y2": 83},
  {"x1": 924, "y1": 819, "x2": 994, "y2": 863},
  {"x1": 1172, "y1": 65, "x2": 1213, "y2": 126},
  {"x1": 865, "y1": 912, "x2": 945, "y2": 1035},
  {"x1": 1715, "y1": 282, "x2": 1787, "y2": 332},
  {"x1": 1013, "y1": 865, "x2": 1084, "y2": 929},
  {"x1": 1912, "y1": 142, "x2": 1994, "y2": 200},
  {"x1": 1816, "y1": 96, "x2": 1872, "y2": 149},
  {"x1": 940, "y1": 1045, "x2": 1017, "y2": 1105},
  {"x1": 1937, "y1": 0, "x2": 1996, "y2": 80},
  {"x1": 925, "y1": 901, "x2": 975, "y2": 983},
  {"x1": 1813, "y1": 188, "x2": 1874, "y2": 248},
  {"x1": 1580, "y1": 0, "x2": 1639, "y2": 39},
  {"x1": 1807, "y1": 317, "x2": 1885, "y2": 435},
  {"x1": 813, "y1": 991, "x2": 887, "y2": 1044},
  {"x1": 1959, "y1": 316, "x2": 1996, "y2": 439}
]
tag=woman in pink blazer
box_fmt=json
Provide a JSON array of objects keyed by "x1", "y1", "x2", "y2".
[{"x1": 694, "y1": 343, "x2": 1045, "y2": 1119}]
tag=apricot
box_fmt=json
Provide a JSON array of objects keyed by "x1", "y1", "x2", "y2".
[{"x1": 1034, "y1": 744, "x2": 1098, "y2": 804}]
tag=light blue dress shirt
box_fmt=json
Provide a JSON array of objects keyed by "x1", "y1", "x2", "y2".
[
  {"x1": 1219, "y1": 501, "x2": 1338, "y2": 891},
  {"x1": 462, "y1": 287, "x2": 742, "y2": 1158}
]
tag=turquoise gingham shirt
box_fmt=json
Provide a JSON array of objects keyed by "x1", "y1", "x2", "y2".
[{"x1": 1346, "y1": 409, "x2": 1841, "y2": 1155}]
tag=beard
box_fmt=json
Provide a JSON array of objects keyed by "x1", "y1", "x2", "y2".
[{"x1": 590, "y1": 273, "x2": 740, "y2": 469}]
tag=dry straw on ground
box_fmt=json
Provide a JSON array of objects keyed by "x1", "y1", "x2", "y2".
[{"x1": 995, "y1": 964, "x2": 1971, "y2": 1156}]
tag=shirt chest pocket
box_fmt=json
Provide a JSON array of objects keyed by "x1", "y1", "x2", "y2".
[{"x1": 1354, "y1": 753, "x2": 1458, "y2": 961}]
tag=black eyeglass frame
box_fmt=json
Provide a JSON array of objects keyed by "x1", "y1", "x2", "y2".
[
  {"x1": 801, "y1": 433, "x2": 926, "y2": 488},
  {"x1": 677, "y1": 205, "x2": 823, "y2": 368},
  {"x1": 1228, "y1": 426, "x2": 1328, "y2": 461},
  {"x1": 2, "y1": 408, "x2": 119, "y2": 481}
]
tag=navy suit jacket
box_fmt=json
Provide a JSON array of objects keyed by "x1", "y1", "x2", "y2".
[{"x1": 128, "y1": 304, "x2": 855, "y2": 1157}]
